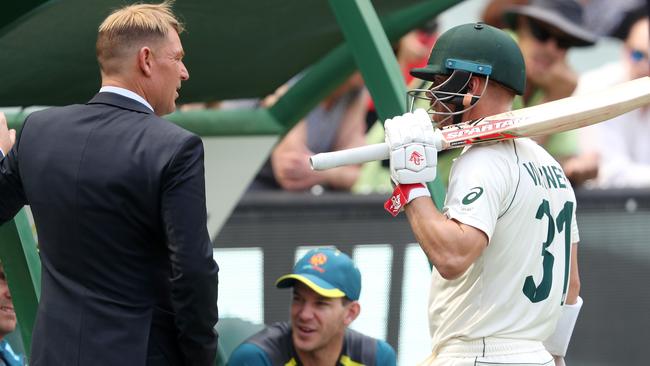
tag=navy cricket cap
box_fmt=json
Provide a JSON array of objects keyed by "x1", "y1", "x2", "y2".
[{"x1": 275, "y1": 248, "x2": 361, "y2": 301}]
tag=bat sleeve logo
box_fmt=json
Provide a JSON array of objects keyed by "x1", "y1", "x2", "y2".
[{"x1": 462, "y1": 187, "x2": 484, "y2": 205}]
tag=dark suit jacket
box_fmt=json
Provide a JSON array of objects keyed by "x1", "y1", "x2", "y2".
[{"x1": 0, "y1": 92, "x2": 219, "y2": 365}]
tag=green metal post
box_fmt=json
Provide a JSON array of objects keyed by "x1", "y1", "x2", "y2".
[
  {"x1": 377, "y1": 0, "x2": 463, "y2": 209},
  {"x1": 267, "y1": 46, "x2": 357, "y2": 132},
  {"x1": 328, "y1": 0, "x2": 406, "y2": 120},
  {"x1": 0, "y1": 209, "x2": 41, "y2": 357},
  {"x1": 328, "y1": 0, "x2": 454, "y2": 209}
]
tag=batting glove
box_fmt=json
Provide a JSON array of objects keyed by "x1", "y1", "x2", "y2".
[
  {"x1": 384, "y1": 183, "x2": 432, "y2": 216},
  {"x1": 384, "y1": 108, "x2": 442, "y2": 185}
]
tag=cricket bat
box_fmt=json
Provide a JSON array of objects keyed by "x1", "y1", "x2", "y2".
[{"x1": 310, "y1": 76, "x2": 650, "y2": 171}]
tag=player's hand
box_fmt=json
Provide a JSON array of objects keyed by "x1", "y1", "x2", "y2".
[
  {"x1": 0, "y1": 113, "x2": 16, "y2": 157},
  {"x1": 271, "y1": 146, "x2": 319, "y2": 191},
  {"x1": 384, "y1": 108, "x2": 441, "y2": 184},
  {"x1": 529, "y1": 58, "x2": 577, "y2": 102}
]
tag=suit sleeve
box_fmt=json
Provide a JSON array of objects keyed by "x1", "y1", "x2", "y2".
[
  {"x1": 160, "y1": 134, "x2": 219, "y2": 365},
  {"x1": 0, "y1": 123, "x2": 28, "y2": 224}
]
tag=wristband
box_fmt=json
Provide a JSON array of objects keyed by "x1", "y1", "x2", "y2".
[
  {"x1": 384, "y1": 183, "x2": 430, "y2": 217},
  {"x1": 543, "y1": 296, "x2": 583, "y2": 357}
]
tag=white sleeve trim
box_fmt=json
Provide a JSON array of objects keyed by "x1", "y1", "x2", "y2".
[{"x1": 444, "y1": 206, "x2": 493, "y2": 241}]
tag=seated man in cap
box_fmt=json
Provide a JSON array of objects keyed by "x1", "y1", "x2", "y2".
[
  {"x1": 0, "y1": 263, "x2": 25, "y2": 366},
  {"x1": 228, "y1": 248, "x2": 396, "y2": 366}
]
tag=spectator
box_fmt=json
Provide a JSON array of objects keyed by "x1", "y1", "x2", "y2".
[
  {"x1": 251, "y1": 73, "x2": 369, "y2": 191},
  {"x1": 483, "y1": 0, "x2": 646, "y2": 39},
  {"x1": 564, "y1": 12, "x2": 650, "y2": 187},
  {"x1": 228, "y1": 248, "x2": 396, "y2": 365},
  {"x1": 365, "y1": 21, "x2": 439, "y2": 129},
  {"x1": 482, "y1": 0, "x2": 529, "y2": 29},
  {"x1": 503, "y1": 0, "x2": 597, "y2": 163},
  {"x1": 354, "y1": 25, "x2": 441, "y2": 193},
  {"x1": 504, "y1": 0, "x2": 596, "y2": 106},
  {"x1": 581, "y1": 0, "x2": 646, "y2": 39},
  {"x1": 0, "y1": 263, "x2": 24, "y2": 366}
]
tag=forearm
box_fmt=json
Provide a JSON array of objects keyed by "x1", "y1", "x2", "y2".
[
  {"x1": 565, "y1": 243, "x2": 580, "y2": 305},
  {"x1": 274, "y1": 160, "x2": 360, "y2": 191},
  {"x1": 404, "y1": 197, "x2": 486, "y2": 279},
  {"x1": 600, "y1": 161, "x2": 650, "y2": 188},
  {"x1": 321, "y1": 165, "x2": 360, "y2": 190}
]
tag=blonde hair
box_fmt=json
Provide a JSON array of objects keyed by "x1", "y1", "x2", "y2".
[{"x1": 96, "y1": 1, "x2": 184, "y2": 74}]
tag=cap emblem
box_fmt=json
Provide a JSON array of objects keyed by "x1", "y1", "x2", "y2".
[{"x1": 309, "y1": 253, "x2": 328, "y2": 273}]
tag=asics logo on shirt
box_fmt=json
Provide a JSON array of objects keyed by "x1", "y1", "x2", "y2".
[{"x1": 462, "y1": 187, "x2": 484, "y2": 205}]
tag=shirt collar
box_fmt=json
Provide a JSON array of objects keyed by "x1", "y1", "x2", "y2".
[{"x1": 99, "y1": 86, "x2": 154, "y2": 112}]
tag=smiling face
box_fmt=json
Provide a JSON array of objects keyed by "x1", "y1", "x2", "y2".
[
  {"x1": 147, "y1": 27, "x2": 189, "y2": 116},
  {"x1": 0, "y1": 266, "x2": 16, "y2": 338},
  {"x1": 290, "y1": 282, "x2": 358, "y2": 355}
]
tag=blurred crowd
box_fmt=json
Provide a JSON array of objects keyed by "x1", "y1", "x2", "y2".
[{"x1": 183, "y1": 0, "x2": 649, "y2": 193}]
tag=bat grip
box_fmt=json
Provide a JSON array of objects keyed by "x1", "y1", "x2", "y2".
[{"x1": 310, "y1": 143, "x2": 389, "y2": 170}]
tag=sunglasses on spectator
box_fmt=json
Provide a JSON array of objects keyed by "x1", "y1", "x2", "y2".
[
  {"x1": 629, "y1": 48, "x2": 649, "y2": 63},
  {"x1": 528, "y1": 20, "x2": 573, "y2": 50}
]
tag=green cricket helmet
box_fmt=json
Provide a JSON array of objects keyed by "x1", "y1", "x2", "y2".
[
  {"x1": 411, "y1": 22, "x2": 526, "y2": 95},
  {"x1": 407, "y1": 23, "x2": 525, "y2": 124}
]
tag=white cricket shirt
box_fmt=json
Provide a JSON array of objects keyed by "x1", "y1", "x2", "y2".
[{"x1": 429, "y1": 138, "x2": 580, "y2": 353}]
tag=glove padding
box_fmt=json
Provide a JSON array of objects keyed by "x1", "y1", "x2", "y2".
[{"x1": 384, "y1": 109, "x2": 442, "y2": 184}]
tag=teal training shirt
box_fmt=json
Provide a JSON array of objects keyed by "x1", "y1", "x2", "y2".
[{"x1": 227, "y1": 322, "x2": 396, "y2": 366}]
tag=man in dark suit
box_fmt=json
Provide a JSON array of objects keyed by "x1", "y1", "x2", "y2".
[{"x1": 0, "y1": 2, "x2": 219, "y2": 365}]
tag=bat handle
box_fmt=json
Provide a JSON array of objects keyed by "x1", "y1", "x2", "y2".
[{"x1": 310, "y1": 143, "x2": 389, "y2": 171}]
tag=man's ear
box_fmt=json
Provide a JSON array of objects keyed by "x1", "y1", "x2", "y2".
[
  {"x1": 469, "y1": 76, "x2": 484, "y2": 95},
  {"x1": 461, "y1": 76, "x2": 483, "y2": 107},
  {"x1": 138, "y1": 47, "x2": 154, "y2": 77},
  {"x1": 343, "y1": 301, "x2": 361, "y2": 326}
]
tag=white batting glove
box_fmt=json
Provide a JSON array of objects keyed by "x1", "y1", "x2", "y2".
[{"x1": 384, "y1": 108, "x2": 442, "y2": 185}]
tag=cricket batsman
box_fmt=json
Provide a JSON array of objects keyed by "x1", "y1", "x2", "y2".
[{"x1": 383, "y1": 23, "x2": 583, "y2": 365}]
